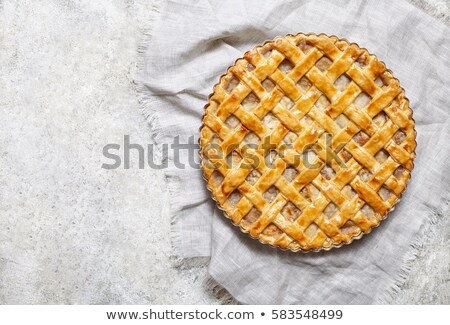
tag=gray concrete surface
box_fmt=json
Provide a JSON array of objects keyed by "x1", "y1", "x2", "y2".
[{"x1": 0, "y1": 0, "x2": 449, "y2": 304}]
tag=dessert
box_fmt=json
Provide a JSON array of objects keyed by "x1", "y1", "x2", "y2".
[{"x1": 200, "y1": 33, "x2": 416, "y2": 252}]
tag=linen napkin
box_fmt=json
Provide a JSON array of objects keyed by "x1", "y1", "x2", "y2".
[{"x1": 137, "y1": 0, "x2": 450, "y2": 304}]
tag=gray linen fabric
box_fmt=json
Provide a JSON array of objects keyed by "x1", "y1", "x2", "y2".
[{"x1": 138, "y1": 0, "x2": 450, "y2": 304}]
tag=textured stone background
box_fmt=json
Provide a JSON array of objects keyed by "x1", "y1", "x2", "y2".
[{"x1": 0, "y1": 0, "x2": 448, "y2": 304}]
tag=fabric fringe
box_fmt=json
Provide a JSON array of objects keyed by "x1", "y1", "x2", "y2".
[
  {"x1": 135, "y1": 0, "x2": 238, "y2": 304},
  {"x1": 379, "y1": 196, "x2": 450, "y2": 303},
  {"x1": 406, "y1": 0, "x2": 450, "y2": 26},
  {"x1": 136, "y1": 0, "x2": 166, "y2": 146},
  {"x1": 135, "y1": 0, "x2": 210, "y2": 267},
  {"x1": 135, "y1": 0, "x2": 183, "y2": 259},
  {"x1": 166, "y1": 173, "x2": 235, "y2": 302},
  {"x1": 204, "y1": 277, "x2": 239, "y2": 305}
]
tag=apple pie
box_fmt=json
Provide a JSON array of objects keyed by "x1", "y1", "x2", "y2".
[{"x1": 199, "y1": 33, "x2": 416, "y2": 252}]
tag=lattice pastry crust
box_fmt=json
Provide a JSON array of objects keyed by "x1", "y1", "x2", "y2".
[{"x1": 200, "y1": 33, "x2": 416, "y2": 252}]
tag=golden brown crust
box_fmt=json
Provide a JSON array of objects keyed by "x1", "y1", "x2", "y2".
[{"x1": 199, "y1": 33, "x2": 416, "y2": 252}]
